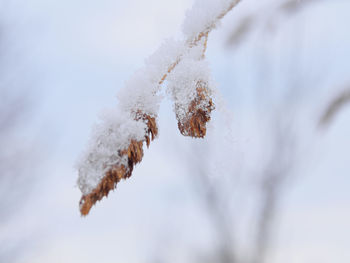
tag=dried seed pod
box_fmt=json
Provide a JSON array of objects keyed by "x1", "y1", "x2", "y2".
[
  {"x1": 176, "y1": 80, "x2": 214, "y2": 138},
  {"x1": 167, "y1": 57, "x2": 215, "y2": 138},
  {"x1": 79, "y1": 115, "x2": 157, "y2": 216}
]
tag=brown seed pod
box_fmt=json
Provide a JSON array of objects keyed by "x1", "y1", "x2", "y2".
[
  {"x1": 176, "y1": 81, "x2": 215, "y2": 138},
  {"x1": 79, "y1": 114, "x2": 157, "y2": 216}
]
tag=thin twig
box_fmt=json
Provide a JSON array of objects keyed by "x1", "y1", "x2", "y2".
[
  {"x1": 160, "y1": 0, "x2": 242, "y2": 86},
  {"x1": 319, "y1": 88, "x2": 350, "y2": 127}
]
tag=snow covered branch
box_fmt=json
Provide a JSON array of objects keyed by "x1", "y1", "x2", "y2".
[{"x1": 77, "y1": 0, "x2": 242, "y2": 216}]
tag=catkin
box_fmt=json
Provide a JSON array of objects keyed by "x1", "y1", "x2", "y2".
[
  {"x1": 176, "y1": 81, "x2": 214, "y2": 138},
  {"x1": 79, "y1": 114, "x2": 157, "y2": 216}
]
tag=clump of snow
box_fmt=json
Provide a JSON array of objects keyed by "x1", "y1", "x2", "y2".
[
  {"x1": 182, "y1": 0, "x2": 234, "y2": 40},
  {"x1": 145, "y1": 39, "x2": 185, "y2": 81},
  {"x1": 77, "y1": 108, "x2": 147, "y2": 196},
  {"x1": 118, "y1": 38, "x2": 185, "y2": 118},
  {"x1": 117, "y1": 68, "x2": 162, "y2": 117}
]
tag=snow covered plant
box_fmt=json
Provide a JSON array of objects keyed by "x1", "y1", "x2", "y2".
[{"x1": 77, "y1": 0, "x2": 242, "y2": 216}]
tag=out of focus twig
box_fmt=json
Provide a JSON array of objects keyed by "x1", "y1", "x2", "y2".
[
  {"x1": 227, "y1": 0, "x2": 321, "y2": 48},
  {"x1": 319, "y1": 88, "x2": 350, "y2": 127},
  {"x1": 253, "y1": 119, "x2": 296, "y2": 263},
  {"x1": 280, "y1": 0, "x2": 319, "y2": 14},
  {"x1": 227, "y1": 16, "x2": 253, "y2": 46}
]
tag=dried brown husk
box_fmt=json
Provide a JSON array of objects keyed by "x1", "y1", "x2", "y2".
[
  {"x1": 79, "y1": 114, "x2": 158, "y2": 216},
  {"x1": 177, "y1": 81, "x2": 215, "y2": 138}
]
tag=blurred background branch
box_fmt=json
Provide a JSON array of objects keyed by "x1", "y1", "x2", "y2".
[
  {"x1": 319, "y1": 87, "x2": 350, "y2": 127},
  {"x1": 0, "y1": 6, "x2": 43, "y2": 261},
  {"x1": 227, "y1": 0, "x2": 321, "y2": 47}
]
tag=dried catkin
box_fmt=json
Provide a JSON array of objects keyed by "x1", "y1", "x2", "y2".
[
  {"x1": 177, "y1": 81, "x2": 214, "y2": 138},
  {"x1": 167, "y1": 58, "x2": 215, "y2": 138},
  {"x1": 79, "y1": 115, "x2": 157, "y2": 215}
]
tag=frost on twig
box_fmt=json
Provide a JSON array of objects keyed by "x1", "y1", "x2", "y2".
[{"x1": 77, "y1": 0, "x2": 241, "y2": 215}]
